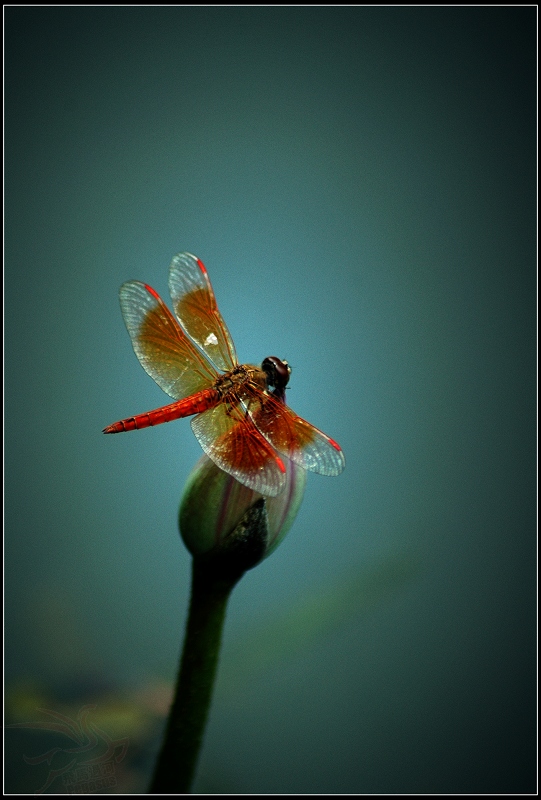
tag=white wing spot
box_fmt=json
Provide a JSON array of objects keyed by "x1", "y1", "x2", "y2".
[{"x1": 204, "y1": 333, "x2": 219, "y2": 346}]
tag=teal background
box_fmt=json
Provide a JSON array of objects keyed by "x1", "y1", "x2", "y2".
[{"x1": 5, "y1": 7, "x2": 536, "y2": 793}]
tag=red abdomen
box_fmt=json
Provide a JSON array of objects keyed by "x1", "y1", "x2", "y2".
[{"x1": 103, "y1": 388, "x2": 220, "y2": 434}]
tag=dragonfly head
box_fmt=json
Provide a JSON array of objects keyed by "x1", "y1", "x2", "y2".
[{"x1": 261, "y1": 356, "x2": 291, "y2": 399}]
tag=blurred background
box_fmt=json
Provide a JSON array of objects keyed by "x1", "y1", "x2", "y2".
[{"x1": 5, "y1": 7, "x2": 536, "y2": 794}]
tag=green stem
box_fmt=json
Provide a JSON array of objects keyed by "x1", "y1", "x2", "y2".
[
  {"x1": 149, "y1": 498, "x2": 268, "y2": 794},
  {"x1": 148, "y1": 560, "x2": 237, "y2": 793}
]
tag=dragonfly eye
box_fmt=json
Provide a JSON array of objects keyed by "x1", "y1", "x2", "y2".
[{"x1": 262, "y1": 356, "x2": 291, "y2": 391}]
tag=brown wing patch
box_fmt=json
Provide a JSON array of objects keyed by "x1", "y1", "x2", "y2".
[
  {"x1": 190, "y1": 402, "x2": 287, "y2": 496},
  {"x1": 120, "y1": 281, "x2": 217, "y2": 400},
  {"x1": 246, "y1": 388, "x2": 345, "y2": 476},
  {"x1": 169, "y1": 253, "x2": 237, "y2": 371}
]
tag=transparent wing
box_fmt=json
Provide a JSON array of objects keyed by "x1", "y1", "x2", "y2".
[
  {"x1": 191, "y1": 403, "x2": 287, "y2": 496},
  {"x1": 119, "y1": 281, "x2": 218, "y2": 400},
  {"x1": 168, "y1": 253, "x2": 237, "y2": 372},
  {"x1": 244, "y1": 388, "x2": 346, "y2": 476}
]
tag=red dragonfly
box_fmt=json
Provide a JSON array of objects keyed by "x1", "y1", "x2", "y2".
[{"x1": 104, "y1": 253, "x2": 345, "y2": 496}]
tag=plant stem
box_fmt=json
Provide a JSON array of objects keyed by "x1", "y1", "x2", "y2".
[
  {"x1": 149, "y1": 498, "x2": 268, "y2": 793},
  {"x1": 148, "y1": 560, "x2": 237, "y2": 793}
]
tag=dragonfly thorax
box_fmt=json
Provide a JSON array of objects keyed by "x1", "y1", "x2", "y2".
[{"x1": 214, "y1": 363, "x2": 267, "y2": 397}]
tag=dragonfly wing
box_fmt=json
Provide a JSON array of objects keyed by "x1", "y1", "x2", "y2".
[
  {"x1": 245, "y1": 388, "x2": 346, "y2": 476},
  {"x1": 168, "y1": 253, "x2": 237, "y2": 372},
  {"x1": 190, "y1": 402, "x2": 287, "y2": 497},
  {"x1": 119, "y1": 281, "x2": 218, "y2": 400}
]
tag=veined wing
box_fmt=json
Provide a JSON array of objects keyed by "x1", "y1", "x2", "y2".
[
  {"x1": 190, "y1": 402, "x2": 287, "y2": 496},
  {"x1": 119, "y1": 281, "x2": 218, "y2": 400},
  {"x1": 244, "y1": 387, "x2": 346, "y2": 476},
  {"x1": 168, "y1": 253, "x2": 237, "y2": 372}
]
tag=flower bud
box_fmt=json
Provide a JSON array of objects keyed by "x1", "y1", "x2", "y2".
[{"x1": 179, "y1": 455, "x2": 306, "y2": 563}]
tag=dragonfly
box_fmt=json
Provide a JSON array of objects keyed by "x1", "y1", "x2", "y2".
[{"x1": 103, "y1": 253, "x2": 345, "y2": 496}]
